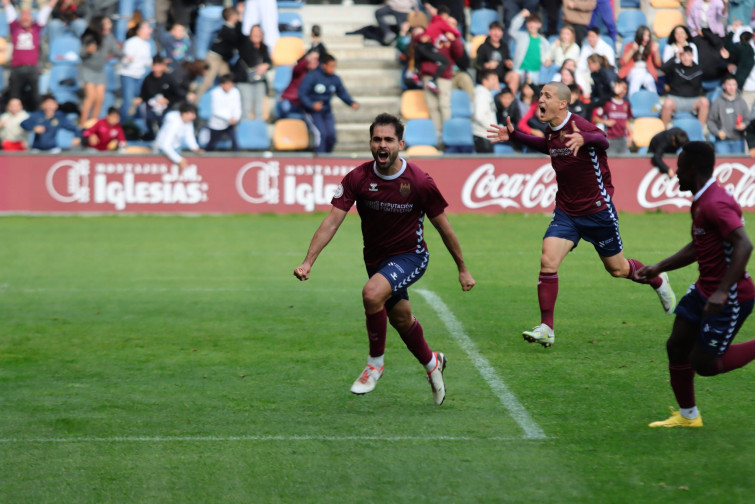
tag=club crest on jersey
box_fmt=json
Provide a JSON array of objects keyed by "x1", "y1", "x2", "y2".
[
  {"x1": 400, "y1": 183, "x2": 411, "y2": 197},
  {"x1": 369, "y1": 183, "x2": 378, "y2": 192}
]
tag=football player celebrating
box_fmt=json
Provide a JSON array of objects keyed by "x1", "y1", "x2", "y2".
[
  {"x1": 639, "y1": 142, "x2": 755, "y2": 428},
  {"x1": 487, "y1": 81, "x2": 675, "y2": 348},
  {"x1": 294, "y1": 113, "x2": 475, "y2": 405}
]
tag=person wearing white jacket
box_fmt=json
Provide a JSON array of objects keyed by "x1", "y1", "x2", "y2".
[
  {"x1": 472, "y1": 69, "x2": 499, "y2": 153},
  {"x1": 207, "y1": 75, "x2": 242, "y2": 151},
  {"x1": 119, "y1": 21, "x2": 154, "y2": 119},
  {"x1": 154, "y1": 103, "x2": 202, "y2": 168},
  {"x1": 575, "y1": 26, "x2": 615, "y2": 98}
]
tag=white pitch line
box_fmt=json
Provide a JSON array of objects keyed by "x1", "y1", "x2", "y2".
[
  {"x1": 416, "y1": 289, "x2": 547, "y2": 440},
  {"x1": 0, "y1": 435, "x2": 528, "y2": 444}
]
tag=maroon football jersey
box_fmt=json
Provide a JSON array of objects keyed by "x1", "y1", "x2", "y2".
[
  {"x1": 543, "y1": 113, "x2": 614, "y2": 216},
  {"x1": 596, "y1": 98, "x2": 632, "y2": 140},
  {"x1": 332, "y1": 159, "x2": 448, "y2": 268},
  {"x1": 691, "y1": 180, "x2": 754, "y2": 301}
]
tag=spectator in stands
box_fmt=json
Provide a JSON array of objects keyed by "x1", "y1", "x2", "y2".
[
  {"x1": 707, "y1": 75, "x2": 751, "y2": 153},
  {"x1": 688, "y1": 0, "x2": 731, "y2": 80},
  {"x1": 474, "y1": 21, "x2": 519, "y2": 95},
  {"x1": 561, "y1": 0, "x2": 596, "y2": 45},
  {"x1": 206, "y1": 74, "x2": 242, "y2": 152},
  {"x1": 0, "y1": 98, "x2": 30, "y2": 151},
  {"x1": 576, "y1": 27, "x2": 615, "y2": 99},
  {"x1": 495, "y1": 87, "x2": 521, "y2": 135},
  {"x1": 472, "y1": 69, "x2": 500, "y2": 153},
  {"x1": 277, "y1": 51, "x2": 319, "y2": 119},
  {"x1": 662, "y1": 25, "x2": 700, "y2": 64},
  {"x1": 159, "y1": 23, "x2": 193, "y2": 72},
  {"x1": 133, "y1": 55, "x2": 177, "y2": 140},
  {"x1": 154, "y1": 102, "x2": 202, "y2": 168},
  {"x1": 648, "y1": 127, "x2": 689, "y2": 176},
  {"x1": 568, "y1": 83, "x2": 589, "y2": 119},
  {"x1": 516, "y1": 80, "x2": 537, "y2": 119},
  {"x1": 375, "y1": 0, "x2": 419, "y2": 46},
  {"x1": 555, "y1": 64, "x2": 577, "y2": 86},
  {"x1": 618, "y1": 25, "x2": 662, "y2": 96},
  {"x1": 171, "y1": 60, "x2": 208, "y2": 106},
  {"x1": 298, "y1": 53, "x2": 359, "y2": 153},
  {"x1": 20, "y1": 94, "x2": 80, "y2": 152},
  {"x1": 242, "y1": 0, "x2": 279, "y2": 50},
  {"x1": 499, "y1": 0, "x2": 539, "y2": 43},
  {"x1": 593, "y1": 78, "x2": 631, "y2": 154},
  {"x1": 509, "y1": 9, "x2": 550, "y2": 86},
  {"x1": 79, "y1": 15, "x2": 122, "y2": 125},
  {"x1": 197, "y1": 6, "x2": 243, "y2": 101},
  {"x1": 308, "y1": 24, "x2": 328, "y2": 58},
  {"x1": 236, "y1": 24, "x2": 272, "y2": 120},
  {"x1": 517, "y1": 84, "x2": 548, "y2": 139},
  {"x1": 424, "y1": 0, "x2": 468, "y2": 39},
  {"x1": 588, "y1": 0, "x2": 616, "y2": 45},
  {"x1": 586, "y1": 53, "x2": 617, "y2": 119},
  {"x1": 82, "y1": 106, "x2": 126, "y2": 151},
  {"x1": 48, "y1": 0, "x2": 87, "y2": 40},
  {"x1": 726, "y1": 26, "x2": 755, "y2": 110},
  {"x1": 544, "y1": 25, "x2": 581, "y2": 77},
  {"x1": 119, "y1": 20, "x2": 154, "y2": 119},
  {"x1": 660, "y1": 46, "x2": 709, "y2": 128},
  {"x1": 414, "y1": 5, "x2": 460, "y2": 94},
  {"x1": 2, "y1": 0, "x2": 56, "y2": 112}
]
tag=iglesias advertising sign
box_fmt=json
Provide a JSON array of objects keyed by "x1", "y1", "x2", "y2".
[{"x1": 1, "y1": 154, "x2": 754, "y2": 214}]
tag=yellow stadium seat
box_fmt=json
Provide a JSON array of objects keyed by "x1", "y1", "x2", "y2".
[
  {"x1": 650, "y1": 0, "x2": 681, "y2": 7},
  {"x1": 405, "y1": 145, "x2": 439, "y2": 156},
  {"x1": 273, "y1": 118, "x2": 309, "y2": 150},
  {"x1": 631, "y1": 117, "x2": 666, "y2": 148},
  {"x1": 653, "y1": 10, "x2": 686, "y2": 39},
  {"x1": 123, "y1": 145, "x2": 152, "y2": 154},
  {"x1": 400, "y1": 90, "x2": 430, "y2": 120},
  {"x1": 469, "y1": 34, "x2": 488, "y2": 59},
  {"x1": 271, "y1": 37, "x2": 306, "y2": 66}
]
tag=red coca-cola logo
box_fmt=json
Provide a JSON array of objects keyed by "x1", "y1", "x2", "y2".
[{"x1": 461, "y1": 163, "x2": 557, "y2": 210}]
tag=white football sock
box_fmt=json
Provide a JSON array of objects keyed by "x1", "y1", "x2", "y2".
[
  {"x1": 367, "y1": 355, "x2": 384, "y2": 369},
  {"x1": 424, "y1": 353, "x2": 437, "y2": 372},
  {"x1": 680, "y1": 406, "x2": 699, "y2": 419}
]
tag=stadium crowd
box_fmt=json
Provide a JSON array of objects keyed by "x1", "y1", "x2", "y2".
[{"x1": 0, "y1": 0, "x2": 753, "y2": 158}]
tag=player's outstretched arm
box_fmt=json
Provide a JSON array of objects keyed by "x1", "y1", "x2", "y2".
[
  {"x1": 636, "y1": 241, "x2": 697, "y2": 281},
  {"x1": 706, "y1": 227, "x2": 753, "y2": 314},
  {"x1": 294, "y1": 207, "x2": 348, "y2": 281},
  {"x1": 429, "y1": 213, "x2": 476, "y2": 291}
]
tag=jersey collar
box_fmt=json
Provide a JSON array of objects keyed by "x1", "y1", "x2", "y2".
[
  {"x1": 550, "y1": 112, "x2": 572, "y2": 132},
  {"x1": 693, "y1": 177, "x2": 717, "y2": 201},
  {"x1": 373, "y1": 157, "x2": 407, "y2": 180}
]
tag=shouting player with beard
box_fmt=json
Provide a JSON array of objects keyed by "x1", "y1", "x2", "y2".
[
  {"x1": 294, "y1": 113, "x2": 476, "y2": 405},
  {"x1": 487, "y1": 81, "x2": 675, "y2": 348}
]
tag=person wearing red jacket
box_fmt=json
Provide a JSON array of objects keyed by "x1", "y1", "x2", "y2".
[{"x1": 82, "y1": 107, "x2": 127, "y2": 151}]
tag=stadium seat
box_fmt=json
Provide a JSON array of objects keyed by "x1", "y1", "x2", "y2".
[
  {"x1": 278, "y1": 11, "x2": 303, "y2": 38},
  {"x1": 49, "y1": 35, "x2": 82, "y2": 65},
  {"x1": 405, "y1": 145, "x2": 439, "y2": 156},
  {"x1": 629, "y1": 90, "x2": 661, "y2": 118},
  {"x1": 616, "y1": 10, "x2": 647, "y2": 40},
  {"x1": 450, "y1": 90, "x2": 472, "y2": 119},
  {"x1": 272, "y1": 118, "x2": 309, "y2": 150},
  {"x1": 272, "y1": 37, "x2": 306, "y2": 66},
  {"x1": 404, "y1": 118, "x2": 438, "y2": 148},
  {"x1": 400, "y1": 89, "x2": 430, "y2": 119},
  {"x1": 493, "y1": 142, "x2": 515, "y2": 154},
  {"x1": 650, "y1": 0, "x2": 681, "y2": 7},
  {"x1": 672, "y1": 117, "x2": 705, "y2": 141},
  {"x1": 620, "y1": 0, "x2": 640, "y2": 7},
  {"x1": 470, "y1": 8, "x2": 499, "y2": 37},
  {"x1": 236, "y1": 119, "x2": 272, "y2": 150},
  {"x1": 469, "y1": 34, "x2": 487, "y2": 59},
  {"x1": 631, "y1": 117, "x2": 665, "y2": 148},
  {"x1": 198, "y1": 89, "x2": 214, "y2": 121},
  {"x1": 653, "y1": 10, "x2": 685, "y2": 39},
  {"x1": 194, "y1": 6, "x2": 224, "y2": 60},
  {"x1": 49, "y1": 65, "x2": 80, "y2": 104},
  {"x1": 441, "y1": 118, "x2": 475, "y2": 153},
  {"x1": 123, "y1": 145, "x2": 152, "y2": 153},
  {"x1": 273, "y1": 65, "x2": 294, "y2": 97}
]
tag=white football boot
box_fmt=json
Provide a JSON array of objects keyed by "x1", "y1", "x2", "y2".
[
  {"x1": 655, "y1": 272, "x2": 676, "y2": 315},
  {"x1": 426, "y1": 352, "x2": 447, "y2": 405},
  {"x1": 350, "y1": 364, "x2": 384, "y2": 395},
  {"x1": 522, "y1": 323, "x2": 555, "y2": 348}
]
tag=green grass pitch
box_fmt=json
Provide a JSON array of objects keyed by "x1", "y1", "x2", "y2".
[{"x1": 1, "y1": 212, "x2": 754, "y2": 503}]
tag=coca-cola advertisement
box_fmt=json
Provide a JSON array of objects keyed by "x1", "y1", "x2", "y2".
[{"x1": 1, "y1": 154, "x2": 754, "y2": 214}]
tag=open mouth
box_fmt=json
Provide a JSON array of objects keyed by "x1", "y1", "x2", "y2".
[
  {"x1": 377, "y1": 151, "x2": 390, "y2": 163},
  {"x1": 538, "y1": 104, "x2": 546, "y2": 117}
]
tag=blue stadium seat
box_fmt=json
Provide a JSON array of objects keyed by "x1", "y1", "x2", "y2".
[
  {"x1": 470, "y1": 8, "x2": 499, "y2": 37},
  {"x1": 493, "y1": 142, "x2": 515, "y2": 154},
  {"x1": 629, "y1": 90, "x2": 661, "y2": 117},
  {"x1": 672, "y1": 117, "x2": 705, "y2": 141},
  {"x1": 616, "y1": 10, "x2": 647, "y2": 40},
  {"x1": 442, "y1": 118, "x2": 475, "y2": 153},
  {"x1": 450, "y1": 90, "x2": 472, "y2": 119},
  {"x1": 278, "y1": 11, "x2": 303, "y2": 38},
  {"x1": 236, "y1": 119, "x2": 272, "y2": 150},
  {"x1": 49, "y1": 35, "x2": 82, "y2": 65},
  {"x1": 194, "y1": 6, "x2": 224, "y2": 60},
  {"x1": 620, "y1": 0, "x2": 640, "y2": 7},
  {"x1": 273, "y1": 65, "x2": 294, "y2": 97},
  {"x1": 404, "y1": 118, "x2": 437, "y2": 148},
  {"x1": 49, "y1": 65, "x2": 80, "y2": 104}
]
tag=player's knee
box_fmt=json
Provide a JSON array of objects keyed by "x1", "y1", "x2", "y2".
[
  {"x1": 539, "y1": 255, "x2": 558, "y2": 273},
  {"x1": 362, "y1": 285, "x2": 385, "y2": 311}
]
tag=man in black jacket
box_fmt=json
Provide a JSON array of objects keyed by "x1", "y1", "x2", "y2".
[
  {"x1": 660, "y1": 46, "x2": 709, "y2": 129},
  {"x1": 648, "y1": 127, "x2": 690, "y2": 177},
  {"x1": 474, "y1": 21, "x2": 519, "y2": 94}
]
